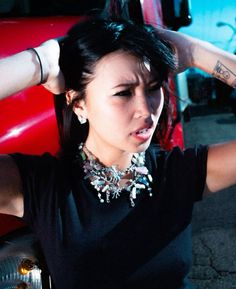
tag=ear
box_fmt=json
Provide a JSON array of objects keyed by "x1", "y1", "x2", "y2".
[{"x1": 65, "y1": 89, "x2": 87, "y2": 118}]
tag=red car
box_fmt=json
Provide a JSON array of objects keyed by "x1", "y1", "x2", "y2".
[{"x1": 0, "y1": 0, "x2": 191, "y2": 287}]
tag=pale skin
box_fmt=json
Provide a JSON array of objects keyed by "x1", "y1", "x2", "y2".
[
  {"x1": 0, "y1": 29, "x2": 236, "y2": 218},
  {"x1": 72, "y1": 51, "x2": 164, "y2": 169}
]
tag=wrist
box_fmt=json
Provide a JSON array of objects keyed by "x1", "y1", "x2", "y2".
[
  {"x1": 37, "y1": 39, "x2": 61, "y2": 88},
  {"x1": 35, "y1": 46, "x2": 50, "y2": 84},
  {"x1": 190, "y1": 38, "x2": 211, "y2": 69},
  {"x1": 27, "y1": 48, "x2": 45, "y2": 85},
  {"x1": 26, "y1": 46, "x2": 49, "y2": 85}
]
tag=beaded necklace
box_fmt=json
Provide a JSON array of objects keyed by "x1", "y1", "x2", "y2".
[{"x1": 78, "y1": 143, "x2": 153, "y2": 207}]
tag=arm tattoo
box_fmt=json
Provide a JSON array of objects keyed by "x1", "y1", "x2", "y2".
[{"x1": 212, "y1": 60, "x2": 236, "y2": 88}]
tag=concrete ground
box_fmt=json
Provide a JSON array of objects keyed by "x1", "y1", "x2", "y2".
[{"x1": 183, "y1": 104, "x2": 236, "y2": 289}]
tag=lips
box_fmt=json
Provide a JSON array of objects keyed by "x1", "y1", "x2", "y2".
[
  {"x1": 131, "y1": 124, "x2": 154, "y2": 141},
  {"x1": 134, "y1": 123, "x2": 153, "y2": 135}
]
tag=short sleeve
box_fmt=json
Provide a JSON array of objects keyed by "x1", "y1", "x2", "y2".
[
  {"x1": 147, "y1": 144, "x2": 208, "y2": 203},
  {"x1": 166, "y1": 145, "x2": 208, "y2": 202},
  {"x1": 145, "y1": 145, "x2": 208, "y2": 233}
]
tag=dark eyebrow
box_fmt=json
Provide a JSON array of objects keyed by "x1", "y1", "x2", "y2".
[
  {"x1": 148, "y1": 78, "x2": 161, "y2": 85},
  {"x1": 112, "y1": 81, "x2": 139, "y2": 89},
  {"x1": 112, "y1": 77, "x2": 161, "y2": 89}
]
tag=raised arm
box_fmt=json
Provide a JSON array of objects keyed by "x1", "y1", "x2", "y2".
[
  {"x1": 157, "y1": 28, "x2": 236, "y2": 194},
  {"x1": 157, "y1": 28, "x2": 236, "y2": 87},
  {"x1": 0, "y1": 39, "x2": 64, "y2": 217},
  {"x1": 193, "y1": 40, "x2": 236, "y2": 88},
  {"x1": 0, "y1": 39, "x2": 64, "y2": 100}
]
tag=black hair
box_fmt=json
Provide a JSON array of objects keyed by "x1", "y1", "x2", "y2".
[{"x1": 55, "y1": 2, "x2": 176, "y2": 159}]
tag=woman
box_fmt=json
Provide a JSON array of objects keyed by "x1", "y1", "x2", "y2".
[{"x1": 1, "y1": 6, "x2": 236, "y2": 289}]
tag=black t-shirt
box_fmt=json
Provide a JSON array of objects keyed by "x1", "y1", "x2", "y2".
[{"x1": 11, "y1": 144, "x2": 208, "y2": 289}]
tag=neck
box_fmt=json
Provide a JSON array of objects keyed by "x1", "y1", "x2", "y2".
[{"x1": 84, "y1": 140, "x2": 133, "y2": 171}]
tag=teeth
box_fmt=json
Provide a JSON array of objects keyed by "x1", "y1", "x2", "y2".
[{"x1": 137, "y1": 128, "x2": 148, "y2": 134}]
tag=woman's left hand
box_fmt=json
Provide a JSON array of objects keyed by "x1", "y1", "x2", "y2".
[
  {"x1": 157, "y1": 27, "x2": 236, "y2": 88},
  {"x1": 156, "y1": 27, "x2": 196, "y2": 74}
]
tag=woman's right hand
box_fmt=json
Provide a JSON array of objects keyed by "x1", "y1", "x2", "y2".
[
  {"x1": 37, "y1": 39, "x2": 65, "y2": 95},
  {"x1": 0, "y1": 38, "x2": 65, "y2": 100}
]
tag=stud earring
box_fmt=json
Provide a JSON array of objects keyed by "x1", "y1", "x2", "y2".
[{"x1": 78, "y1": 115, "x2": 87, "y2": 124}]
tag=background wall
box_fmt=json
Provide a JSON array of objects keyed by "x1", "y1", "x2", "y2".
[{"x1": 180, "y1": 0, "x2": 236, "y2": 53}]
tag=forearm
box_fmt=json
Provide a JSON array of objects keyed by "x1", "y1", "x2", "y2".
[
  {"x1": 157, "y1": 28, "x2": 236, "y2": 87},
  {"x1": 0, "y1": 47, "x2": 48, "y2": 100},
  {"x1": 192, "y1": 39, "x2": 236, "y2": 87}
]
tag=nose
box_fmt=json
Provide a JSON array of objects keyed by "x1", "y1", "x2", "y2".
[{"x1": 133, "y1": 93, "x2": 153, "y2": 119}]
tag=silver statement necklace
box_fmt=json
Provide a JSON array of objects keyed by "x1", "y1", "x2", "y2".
[{"x1": 78, "y1": 143, "x2": 153, "y2": 207}]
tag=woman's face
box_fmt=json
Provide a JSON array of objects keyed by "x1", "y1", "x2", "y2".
[{"x1": 74, "y1": 50, "x2": 164, "y2": 157}]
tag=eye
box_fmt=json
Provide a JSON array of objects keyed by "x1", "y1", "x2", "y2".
[
  {"x1": 148, "y1": 83, "x2": 161, "y2": 93},
  {"x1": 113, "y1": 89, "x2": 132, "y2": 97}
]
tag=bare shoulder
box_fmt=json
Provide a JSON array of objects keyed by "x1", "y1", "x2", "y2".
[{"x1": 0, "y1": 154, "x2": 23, "y2": 217}]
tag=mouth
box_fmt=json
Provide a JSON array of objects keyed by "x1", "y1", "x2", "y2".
[
  {"x1": 136, "y1": 127, "x2": 151, "y2": 135},
  {"x1": 131, "y1": 125, "x2": 154, "y2": 141}
]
